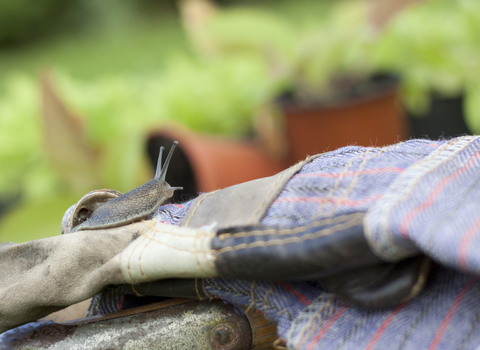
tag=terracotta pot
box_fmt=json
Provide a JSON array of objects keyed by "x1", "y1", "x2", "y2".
[
  {"x1": 280, "y1": 78, "x2": 408, "y2": 165},
  {"x1": 147, "y1": 125, "x2": 287, "y2": 200}
]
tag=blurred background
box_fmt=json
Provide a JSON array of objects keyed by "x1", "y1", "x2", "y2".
[{"x1": 1, "y1": 0, "x2": 479, "y2": 243}]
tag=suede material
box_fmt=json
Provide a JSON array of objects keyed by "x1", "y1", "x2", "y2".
[{"x1": 0, "y1": 227, "x2": 139, "y2": 333}]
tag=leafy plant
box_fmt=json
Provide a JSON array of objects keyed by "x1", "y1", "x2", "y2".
[
  {"x1": 197, "y1": 0, "x2": 480, "y2": 134},
  {"x1": 0, "y1": 53, "x2": 276, "y2": 241},
  {"x1": 371, "y1": 0, "x2": 480, "y2": 117},
  {"x1": 194, "y1": 1, "x2": 376, "y2": 104},
  {"x1": 5, "y1": 0, "x2": 480, "y2": 243}
]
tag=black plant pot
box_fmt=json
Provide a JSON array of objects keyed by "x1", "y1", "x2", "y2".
[
  {"x1": 0, "y1": 195, "x2": 19, "y2": 225},
  {"x1": 409, "y1": 95, "x2": 470, "y2": 139}
]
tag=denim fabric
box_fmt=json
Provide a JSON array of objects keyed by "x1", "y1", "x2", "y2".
[
  {"x1": 149, "y1": 201, "x2": 192, "y2": 225},
  {"x1": 205, "y1": 279, "x2": 325, "y2": 338},
  {"x1": 365, "y1": 136, "x2": 480, "y2": 270},
  {"x1": 105, "y1": 137, "x2": 480, "y2": 349},
  {"x1": 284, "y1": 267, "x2": 480, "y2": 350},
  {"x1": 262, "y1": 139, "x2": 443, "y2": 228},
  {"x1": 205, "y1": 268, "x2": 480, "y2": 350}
]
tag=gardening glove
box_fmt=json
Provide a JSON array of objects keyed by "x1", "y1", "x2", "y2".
[
  {"x1": 74, "y1": 136, "x2": 480, "y2": 350},
  {"x1": 78, "y1": 137, "x2": 446, "y2": 316},
  {"x1": 3, "y1": 135, "x2": 480, "y2": 350}
]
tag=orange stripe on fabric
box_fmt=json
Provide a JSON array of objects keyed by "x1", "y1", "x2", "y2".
[
  {"x1": 428, "y1": 276, "x2": 477, "y2": 350},
  {"x1": 363, "y1": 304, "x2": 407, "y2": 350},
  {"x1": 458, "y1": 217, "x2": 480, "y2": 270},
  {"x1": 305, "y1": 304, "x2": 348, "y2": 350},
  {"x1": 278, "y1": 282, "x2": 312, "y2": 306},
  {"x1": 297, "y1": 167, "x2": 404, "y2": 179},
  {"x1": 274, "y1": 195, "x2": 383, "y2": 207},
  {"x1": 399, "y1": 151, "x2": 480, "y2": 238}
]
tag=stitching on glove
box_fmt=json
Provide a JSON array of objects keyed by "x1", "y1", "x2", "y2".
[
  {"x1": 135, "y1": 221, "x2": 214, "y2": 253},
  {"x1": 263, "y1": 284, "x2": 275, "y2": 316},
  {"x1": 137, "y1": 233, "x2": 213, "y2": 253},
  {"x1": 137, "y1": 228, "x2": 150, "y2": 281},
  {"x1": 248, "y1": 159, "x2": 307, "y2": 224},
  {"x1": 369, "y1": 136, "x2": 475, "y2": 256},
  {"x1": 194, "y1": 225, "x2": 216, "y2": 276},
  {"x1": 397, "y1": 278, "x2": 445, "y2": 348},
  {"x1": 216, "y1": 216, "x2": 363, "y2": 254},
  {"x1": 295, "y1": 166, "x2": 404, "y2": 179},
  {"x1": 332, "y1": 310, "x2": 374, "y2": 349},
  {"x1": 126, "y1": 224, "x2": 150, "y2": 283},
  {"x1": 184, "y1": 190, "x2": 219, "y2": 227},
  {"x1": 219, "y1": 212, "x2": 364, "y2": 239},
  {"x1": 296, "y1": 296, "x2": 339, "y2": 348},
  {"x1": 128, "y1": 221, "x2": 217, "y2": 279},
  {"x1": 134, "y1": 221, "x2": 156, "y2": 281},
  {"x1": 399, "y1": 140, "x2": 478, "y2": 239},
  {"x1": 300, "y1": 301, "x2": 349, "y2": 349},
  {"x1": 318, "y1": 142, "x2": 407, "y2": 219},
  {"x1": 245, "y1": 280, "x2": 257, "y2": 313},
  {"x1": 143, "y1": 219, "x2": 214, "y2": 238},
  {"x1": 248, "y1": 171, "x2": 288, "y2": 225},
  {"x1": 316, "y1": 149, "x2": 373, "y2": 218},
  {"x1": 392, "y1": 138, "x2": 468, "y2": 227}
]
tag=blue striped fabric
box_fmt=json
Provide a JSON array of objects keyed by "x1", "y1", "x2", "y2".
[
  {"x1": 133, "y1": 137, "x2": 480, "y2": 349},
  {"x1": 365, "y1": 136, "x2": 480, "y2": 270},
  {"x1": 206, "y1": 268, "x2": 480, "y2": 350}
]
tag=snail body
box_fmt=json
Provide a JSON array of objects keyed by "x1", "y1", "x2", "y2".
[{"x1": 71, "y1": 141, "x2": 183, "y2": 232}]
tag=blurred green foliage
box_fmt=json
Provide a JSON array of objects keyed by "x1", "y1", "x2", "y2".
[
  {"x1": 0, "y1": 4, "x2": 189, "y2": 82},
  {"x1": 0, "y1": 0, "x2": 86, "y2": 46},
  {"x1": 0, "y1": 74, "x2": 57, "y2": 202},
  {"x1": 197, "y1": 1, "x2": 372, "y2": 103},
  {"x1": 372, "y1": 0, "x2": 480, "y2": 119},
  {"x1": 0, "y1": 55, "x2": 275, "y2": 241},
  {"x1": 0, "y1": 1, "x2": 182, "y2": 241},
  {"x1": 2, "y1": 0, "x2": 480, "y2": 242},
  {"x1": 199, "y1": 0, "x2": 480, "y2": 113}
]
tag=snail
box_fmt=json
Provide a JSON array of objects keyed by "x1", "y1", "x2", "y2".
[{"x1": 67, "y1": 141, "x2": 183, "y2": 233}]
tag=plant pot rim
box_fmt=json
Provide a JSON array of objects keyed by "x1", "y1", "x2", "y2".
[
  {"x1": 147, "y1": 124, "x2": 287, "y2": 193},
  {"x1": 278, "y1": 74, "x2": 400, "y2": 113}
]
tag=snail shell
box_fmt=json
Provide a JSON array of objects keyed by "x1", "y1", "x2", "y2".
[
  {"x1": 62, "y1": 141, "x2": 182, "y2": 233},
  {"x1": 61, "y1": 189, "x2": 123, "y2": 234}
]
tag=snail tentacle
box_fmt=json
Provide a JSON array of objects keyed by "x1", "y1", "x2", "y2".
[{"x1": 68, "y1": 141, "x2": 183, "y2": 232}]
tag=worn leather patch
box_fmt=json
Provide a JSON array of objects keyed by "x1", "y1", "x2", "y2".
[{"x1": 181, "y1": 155, "x2": 319, "y2": 229}]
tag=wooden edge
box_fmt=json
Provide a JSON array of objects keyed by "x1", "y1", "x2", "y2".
[{"x1": 61, "y1": 298, "x2": 196, "y2": 326}]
